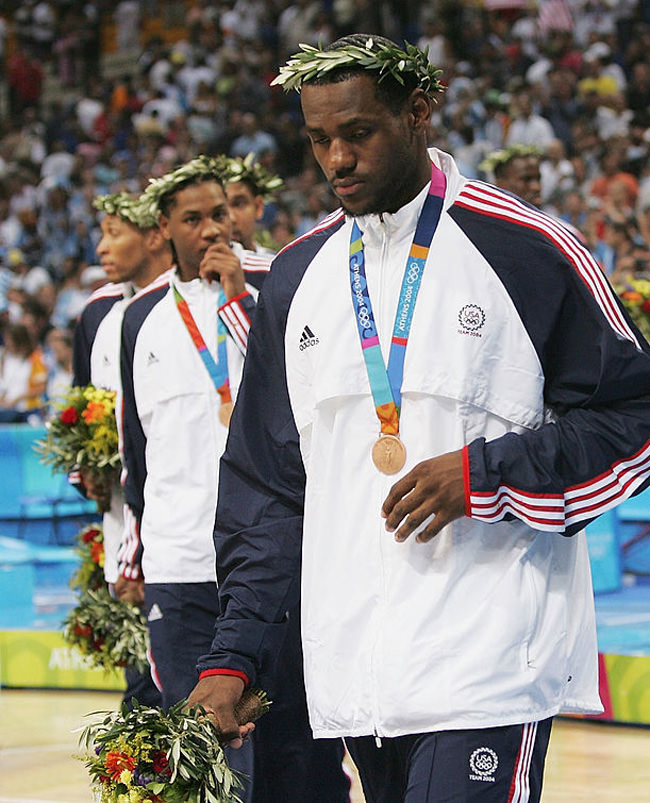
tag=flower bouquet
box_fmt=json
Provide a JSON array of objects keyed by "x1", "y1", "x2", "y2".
[
  {"x1": 35, "y1": 384, "x2": 121, "y2": 513},
  {"x1": 70, "y1": 523, "x2": 106, "y2": 593},
  {"x1": 79, "y1": 693, "x2": 271, "y2": 803},
  {"x1": 615, "y1": 277, "x2": 650, "y2": 343},
  {"x1": 64, "y1": 587, "x2": 151, "y2": 674}
]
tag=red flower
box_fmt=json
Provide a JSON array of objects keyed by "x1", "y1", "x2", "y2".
[
  {"x1": 82, "y1": 528, "x2": 101, "y2": 543},
  {"x1": 60, "y1": 406, "x2": 79, "y2": 425},
  {"x1": 105, "y1": 750, "x2": 137, "y2": 780},
  {"x1": 74, "y1": 623, "x2": 92, "y2": 638},
  {"x1": 152, "y1": 750, "x2": 170, "y2": 775},
  {"x1": 642, "y1": 299, "x2": 650, "y2": 314}
]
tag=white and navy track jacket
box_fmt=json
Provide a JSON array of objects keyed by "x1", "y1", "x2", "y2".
[
  {"x1": 198, "y1": 149, "x2": 650, "y2": 739},
  {"x1": 117, "y1": 246, "x2": 270, "y2": 584},
  {"x1": 73, "y1": 282, "x2": 136, "y2": 584}
]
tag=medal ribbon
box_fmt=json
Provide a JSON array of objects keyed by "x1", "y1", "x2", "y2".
[
  {"x1": 173, "y1": 282, "x2": 231, "y2": 404},
  {"x1": 349, "y1": 165, "x2": 446, "y2": 436}
]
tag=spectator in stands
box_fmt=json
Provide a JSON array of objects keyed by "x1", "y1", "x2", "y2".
[
  {"x1": 506, "y1": 86, "x2": 555, "y2": 148},
  {"x1": 44, "y1": 324, "x2": 73, "y2": 411},
  {"x1": 0, "y1": 321, "x2": 47, "y2": 422},
  {"x1": 229, "y1": 112, "x2": 277, "y2": 161},
  {"x1": 590, "y1": 146, "x2": 639, "y2": 207},
  {"x1": 7, "y1": 42, "x2": 43, "y2": 116}
]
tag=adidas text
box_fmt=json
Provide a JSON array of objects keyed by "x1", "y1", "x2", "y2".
[{"x1": 299, "y1": 325, "x2": 319, "y2": 351}]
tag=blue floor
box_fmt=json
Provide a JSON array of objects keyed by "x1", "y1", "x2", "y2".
[
  {"x1": 0, "y1": 535, "x2": 77, "y2": 630},
  {"x1": 594, "y1": 576, "x2": 650, "y2": 655}
]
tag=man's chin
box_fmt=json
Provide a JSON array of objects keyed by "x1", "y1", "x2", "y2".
[{"x1": 340, "y1": 198, "x2": 381, "y2": 217}]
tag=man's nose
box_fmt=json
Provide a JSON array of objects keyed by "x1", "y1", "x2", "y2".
[{"x1": 329, "y1": 137, "x2": 355, "y2": 173}]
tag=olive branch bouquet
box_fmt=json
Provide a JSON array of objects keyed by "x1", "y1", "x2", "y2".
[
  {"x1": 79, "y1": 692, "x2": 271, "y2": 802},
  {"x1": 64, "y1": 523, "x2": 150, "y2": 674}
]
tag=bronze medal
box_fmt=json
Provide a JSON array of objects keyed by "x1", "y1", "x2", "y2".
[
  {"x1": 219, "y1": 401, "x2": 234, "y2": 427},
  {"x1": 372, "y1": 434, "x2": 406, "y2": 475}
]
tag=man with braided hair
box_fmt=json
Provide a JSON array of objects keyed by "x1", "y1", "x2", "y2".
[
  {"x1": 186, "y1": 35, "x2": 650, "y2": 801},
  {"x1": 72, "y1": 191, "x2": 172, "y2": 709},
  {"x1": 114, "y1": 156, "x2": 263, "y2": 800},
  {"x1": 115, "y1": 157, "x2": 269, "y2": 709}
]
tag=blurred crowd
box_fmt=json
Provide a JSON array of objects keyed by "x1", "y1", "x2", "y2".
[{"x1": 1, "y1": 0, "x2": 650, "y2": 422}]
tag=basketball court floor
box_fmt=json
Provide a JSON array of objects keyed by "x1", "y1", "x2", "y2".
[{"x1": 1, "y1": 687, "x2": 650, "y2": 802}]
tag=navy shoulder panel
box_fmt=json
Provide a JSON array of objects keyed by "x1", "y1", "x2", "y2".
[
  {"x1": 72, "y1": 291, "x2": 124, "y2": 386},
  {"x1": 448, "y1": 180, "x2": 639, "y2": 357}
]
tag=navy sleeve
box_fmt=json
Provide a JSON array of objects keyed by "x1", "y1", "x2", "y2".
[
  {"x1": 195, "y1": 225, "x2": 343, "y2": 683},
  {"x1": 452, "y1": 187, "x2": 650, "y2": 536},
  {"x1": 197, "y1": 282, "x2": 305, "y2": 683}
]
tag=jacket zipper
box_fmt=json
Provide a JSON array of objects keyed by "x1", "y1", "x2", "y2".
[{"x1": 370, "y1": 218, "x2": 390, "y2": 743}]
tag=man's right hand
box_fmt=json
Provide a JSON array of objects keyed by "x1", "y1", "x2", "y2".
[
  {"x1": 79, "y1": 466, "x2": 112, "y2": 510},
  {"x1": 114, "y1": 575, "x2": 145, "y2": 605},
  {"x1": 186, "y1": 674, "x2": 255, "y2": 748}
]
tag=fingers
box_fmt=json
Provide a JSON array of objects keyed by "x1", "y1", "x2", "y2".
[
  {"x1": 380, "y1": 451, "x2": 466, "y2": 544},
  {"x1": 381, "y1": 473, "x2": 417, "y2": 524},
  {"x1": 185, "y1": 675, "x2": 249, "y2": 746},
  {"x1": 199, "y1": 245, "x2": 246, "y2": 298}
]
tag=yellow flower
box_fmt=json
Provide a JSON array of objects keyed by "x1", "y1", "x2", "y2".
[
  {"x1": 119, "y1": 769, "x2": 133, "y2": 784},
  {"x1": 91, "y1": 424, "x2": 119, "y2": 455}
]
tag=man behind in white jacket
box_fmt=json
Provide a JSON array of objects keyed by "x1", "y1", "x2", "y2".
[{"x1": 72, "y1": 191, "x2": 172, "y2": 707}]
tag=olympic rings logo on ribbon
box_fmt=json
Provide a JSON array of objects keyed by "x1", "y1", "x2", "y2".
[
  {"x1": 357, "y1": 305, "x2": 372, "y2": 329},
  {"x1": 406, "y1": 261, "x2": 422, "y2": 284}
]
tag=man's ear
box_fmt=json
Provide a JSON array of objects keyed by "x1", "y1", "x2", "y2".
[
  {"x1": 157, "y1": 214, "x2": 172, "y2": 241},
  {"x1": 254, "y1": 195, "x2": 265, "y2": 222},
  {"x1": 145, "y1": 227, "x2": 165, "y2": 248},
  {"x1": 408, "y1": 89, "x2": 433, "y2": 134}
]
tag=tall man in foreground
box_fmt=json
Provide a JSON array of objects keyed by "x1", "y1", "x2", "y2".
[{"x1": 189, "y1": 36, "x2": 650, "y2": 802}]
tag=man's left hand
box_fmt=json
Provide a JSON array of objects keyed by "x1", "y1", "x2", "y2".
[
  {"x1": 381, "y1": 449, "x2": 466, "y2": 543},
  {"x1": 199, "y1": 242, "x2": 246, "y2": 300}
]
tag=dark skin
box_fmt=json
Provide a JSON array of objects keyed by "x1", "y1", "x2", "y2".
[
  {"x1": 159, "y1": 180, "x2": 246, "y2": 299},
  {"x1": 186, "y1": 74, "x2": 467, "y2": 745},
  {"x1": 496, "y1": 155, "x2": 542, "y2": 207}
]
